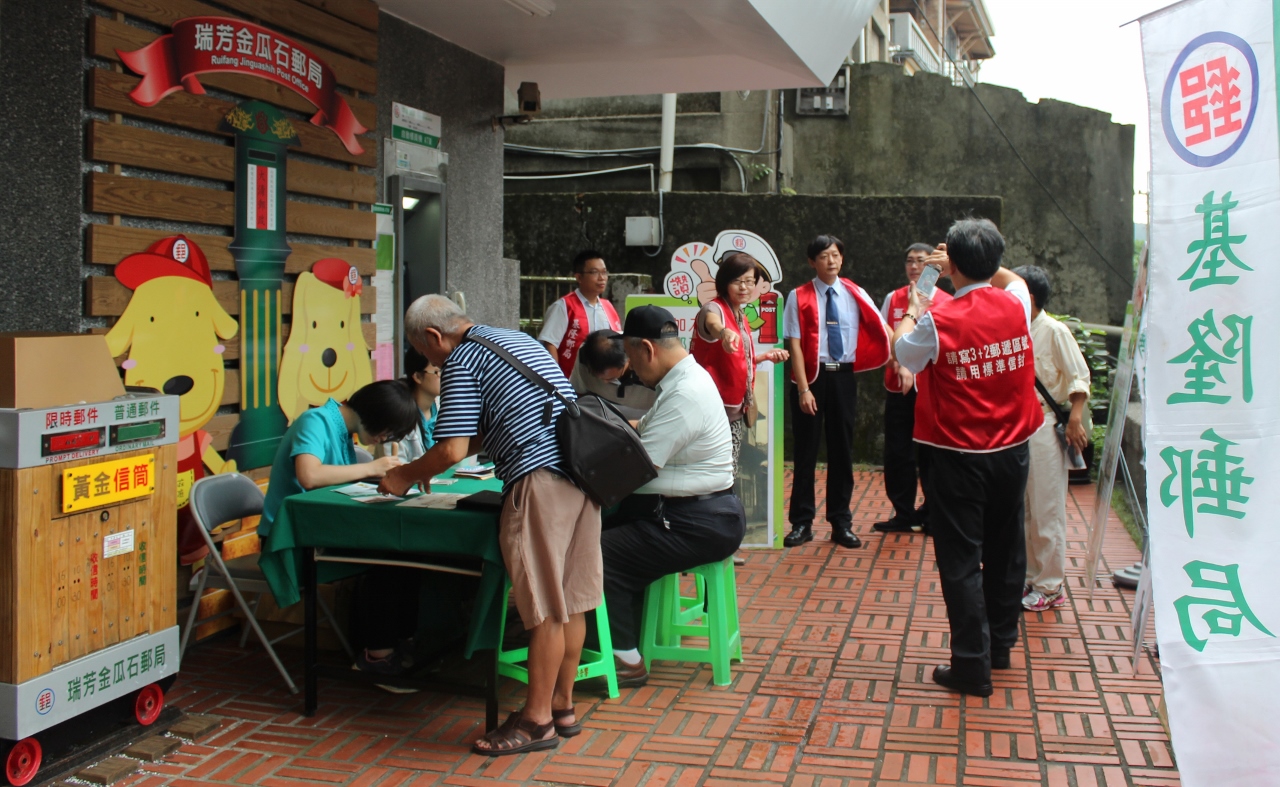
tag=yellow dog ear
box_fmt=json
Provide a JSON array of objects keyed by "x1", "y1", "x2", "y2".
[
  {"x1": 104, "y1": 308, "x2": 136, "y2": 358},
  {"x1": 278, "y1": 273, "x2": 316, "y2": 424},
  {"x1": 207, "y1": 288, "x2": 239, "y2": 340}
]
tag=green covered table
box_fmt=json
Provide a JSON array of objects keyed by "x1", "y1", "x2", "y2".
[{"x1": 260, "y1": 473, "x2": 505, "y2": 726}]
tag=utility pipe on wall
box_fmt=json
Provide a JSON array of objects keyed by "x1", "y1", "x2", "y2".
[{"x1": 658, "y1": 93, "x2": 676, "y2": 192}]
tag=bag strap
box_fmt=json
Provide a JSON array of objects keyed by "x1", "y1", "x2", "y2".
[
  {"x1": 1034, "y1": 376, "x2": 1069, "y2": 426},
  {"x1": 465, "y1": 333, "x2": 580, "y2": 422}
]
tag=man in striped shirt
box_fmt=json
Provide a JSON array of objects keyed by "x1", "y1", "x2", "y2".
[{"x1": 381, "y1": 295, "x2": 602, "y2": 757}]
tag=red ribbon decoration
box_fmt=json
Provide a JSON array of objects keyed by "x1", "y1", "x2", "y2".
[{"x1": 118, "y1": 16, "x2": 368, "y2": 155}]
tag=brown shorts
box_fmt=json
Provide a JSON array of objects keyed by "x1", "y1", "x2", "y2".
[{"x1": 500, "y1": 468, "x2": 603, "y2": 629}]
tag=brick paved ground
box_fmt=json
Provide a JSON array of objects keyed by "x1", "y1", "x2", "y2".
[{"x1": 133, "y1": 469, "x2": 1177, "y2": 787}]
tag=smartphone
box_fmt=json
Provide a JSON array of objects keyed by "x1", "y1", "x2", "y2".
[{"x1": 916, "y1": 265, "x2": 941, "y2": 298}]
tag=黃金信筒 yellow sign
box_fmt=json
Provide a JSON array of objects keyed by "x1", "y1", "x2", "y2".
[{"x1": 62, "y1": 454, "x2": 156, "y2": 513}]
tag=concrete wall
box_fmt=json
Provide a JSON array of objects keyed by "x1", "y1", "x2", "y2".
[
  {"x1": 0, "y1": 0, "x2": 85, "y2": 332},
  {"x1": 505, "y1": 191, "x2": 1000, "y2": 462},
  {"x1": 789, "y1": 62, "x2": 1135, "y2": 325},
  {"x1": 377, "y1": 14, "x2": 514, "y2": 328}
]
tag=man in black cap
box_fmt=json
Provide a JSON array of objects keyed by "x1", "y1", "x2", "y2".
[{"x1": 597, "y1": 305, "x2": 746, "y2": 687}]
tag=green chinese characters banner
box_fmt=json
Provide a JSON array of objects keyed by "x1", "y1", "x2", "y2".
[{"x1": 1140, "y1": 1, "x2": 1280, "y2": 782}]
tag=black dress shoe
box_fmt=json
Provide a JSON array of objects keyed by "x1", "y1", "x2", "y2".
[
  {"x1": 783, "y1": 524, "x2": 814, "y2": 547},
  {"x1": 872, "y1": 517, "x2": 914, "y2": 533},
  {"x1": 832, "y1": 525, "x2": 862, "y2": 549},
  {"x1": 991, "y1": 649, "x2": 1011, "y2": 670},
  {"x1": 931, "y1": 665, "x2": 993, "y2": 697}
]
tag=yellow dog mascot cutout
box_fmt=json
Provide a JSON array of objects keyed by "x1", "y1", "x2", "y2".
[
  {"x1": 105, "y1": 235, "x2": 239, "y2": 565},
  {"x1": 279, "y1": 258, "x2": 372, "y2": 423}
]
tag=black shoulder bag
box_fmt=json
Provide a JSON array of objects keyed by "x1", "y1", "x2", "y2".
[
  {"x1": 467, "y1": 334, "x2": 657, "y2": 507},
  {"x1": 1034, "y1": 377, "x2": 1086, "y2": 469}
]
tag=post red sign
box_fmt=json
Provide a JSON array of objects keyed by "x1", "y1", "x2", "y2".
[{"x1": 117, "y1": 16, "x2": 368, "y2": 155}]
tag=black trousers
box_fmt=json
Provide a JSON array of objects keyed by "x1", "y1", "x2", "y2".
[
  {"x1": 925, "y1": 443, "x2": 1029, "y2": 682},
  {"x1": 356, "y1": 566, "x2": 421, "y2": 651},
  {"x1": 789, "y1": 371, "x2": 858, "y2": 529},
  {"x1": 600, "y1": 493, "x2": 745, "y2": 650},
  {"x1": 883, "y1": 388, "x2": 931, "y2": 524}
]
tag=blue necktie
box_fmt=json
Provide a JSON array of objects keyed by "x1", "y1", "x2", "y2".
[{"x1": 826, "y1": 287, "x2": 844, "y2": 361}]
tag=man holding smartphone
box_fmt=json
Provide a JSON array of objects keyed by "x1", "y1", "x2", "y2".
[
  {"x1": 891, "y1": 218, "x2": 1042, "y2": 698},
  {"x1": 875, "y1": 244, "x2": 951, "y2": 534}
]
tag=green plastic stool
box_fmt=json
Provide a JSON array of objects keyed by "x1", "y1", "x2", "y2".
[
  {"x1": 496, "y1": 580, "x2": 620, "y2": 699},
  {"x1": 639, "y1": 557, "x2": 743, "y2": 686}
]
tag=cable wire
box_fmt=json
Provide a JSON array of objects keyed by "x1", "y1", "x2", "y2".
[{"x1": 909, "y1": 0, "x2": 1133, "y2": 289}]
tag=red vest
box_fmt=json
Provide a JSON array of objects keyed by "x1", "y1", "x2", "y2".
[
  {"x1": 884, "y1": 285, "x2": 952, "y2": 391},
  {"x1": 691, "y1": 298, "x2": 754, "y2": 407},
  {"x1": 912, "y1": 286, "x2": 1044, "y2": 452},
  {"x1": 790, "y1": 278, "x2": 890, "y2": 385},
  {"x1": 554, "y1": 292, "x2": 621, "y2": 376}
]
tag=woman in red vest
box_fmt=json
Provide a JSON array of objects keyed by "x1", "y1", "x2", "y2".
[
  {"x1": 891, "y1": 218, "x2": 1043, "y2": 699},
  {"x1": 692, "y1": 252, "x2": 789, "y2": 474}
]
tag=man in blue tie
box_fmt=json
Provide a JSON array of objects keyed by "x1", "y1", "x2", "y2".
[{"x1": 781, "y1": 235, "x2": 892, "y2": 549}]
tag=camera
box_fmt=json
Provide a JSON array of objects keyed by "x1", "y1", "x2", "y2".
[{"x1": 518, "y1": 82, "x2": 541, "y2": 115}]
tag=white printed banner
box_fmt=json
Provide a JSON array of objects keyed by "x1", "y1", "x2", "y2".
[{"x1": 1141, "y1": 1, "x2": 1280, "y2": 782}]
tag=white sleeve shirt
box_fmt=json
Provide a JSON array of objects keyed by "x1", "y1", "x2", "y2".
[
  {"x1": 895, "y1": 280, "x2": 1032, "y2": 375},
  {"x1": 782, "y1": 277, "x2": 860, "y2": 363}
]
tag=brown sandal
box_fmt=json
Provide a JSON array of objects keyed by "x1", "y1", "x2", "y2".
[
  {"x1": 552, "y1": 707, "x2": 582, "y2": 738},
  {"x1": 472, "y1": 711, "x2": 559, "y2": 756}
]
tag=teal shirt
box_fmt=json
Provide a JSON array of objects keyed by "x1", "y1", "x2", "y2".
[
  {"x1": 396, "y1": 401, "x2": 438, "y2": 462},
  {"x1": 260, "y1": 399, "x2": 355, "y2": 539}
]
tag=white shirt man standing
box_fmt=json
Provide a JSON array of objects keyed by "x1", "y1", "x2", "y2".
[{"x1": 539, "y1": 250, "x2": 621, "y2": 377}]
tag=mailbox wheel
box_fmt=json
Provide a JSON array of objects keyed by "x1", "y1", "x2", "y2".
[
  {"x1": 3, "y1": 737, "x2": 41, "y2": 787},
  {"x1": 134, "y1": 683, "x2": 164, "y2": 726}
]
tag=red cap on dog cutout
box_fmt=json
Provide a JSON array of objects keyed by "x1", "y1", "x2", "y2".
[
  {"x1": 312, "y1": 258, "x2": 362, "y2": 298},
  {"x1": 115, "y1": 235, "x2": 213, "y2": 290}
]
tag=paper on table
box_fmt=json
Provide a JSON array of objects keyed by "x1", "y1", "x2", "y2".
[
  {"x1": 351, "y1": 494, "x2": 404, "y2": 504},
  {"x1": 336, "y1": 482, "x2": 380, "y2": 496},
  {"x1": 397, "y1": 493, "x2": 467, "y2": 510}
]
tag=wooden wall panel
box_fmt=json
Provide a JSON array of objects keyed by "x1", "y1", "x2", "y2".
[
  {"x1": 87, "y1": 225, "x2": 377, "y2": 276},
  {"x1": 89, "y1": 17, "x2": 377, "y2": 131},
  {"x1": 86, "y1": 0, "x2": 385, "y2": 483},
  {"x1": 89, "y1": 121, "x2": 377, "y2": 203},
  {"x1": 295, "y1": 0, "x2": 379, "y2": 32},
  {"x1": 87, "y1": 277, "x2": 377, "y2": 317},
  {"x1": 92, "y1": 0, "x2": 377, "y2": 93},
  {"x1": 88, "y1": 173, "x2": 375, "y2": 240},
  {"x1": 213, "y1": 0, "x2": 377, "y2": 61},
  {"x1": 90, "y1": 70, "x2": 376, "y2": 168}
]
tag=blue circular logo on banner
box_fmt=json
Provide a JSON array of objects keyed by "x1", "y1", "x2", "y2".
[{"x1": 1162, "y1": 32, "x2": 1259, "y2": 167}]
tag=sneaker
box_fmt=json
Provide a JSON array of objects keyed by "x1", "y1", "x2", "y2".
[
  {"x1": 354, "y1": 650, "x2": 420, "y2": 694},
  {"x1": 1022, "y1": 588, "x2": 1066, "y2": 612}
]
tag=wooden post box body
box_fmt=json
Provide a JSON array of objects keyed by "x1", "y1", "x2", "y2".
[{"x1": 0, "y1": 391, "x2": 181, "y2": 740}]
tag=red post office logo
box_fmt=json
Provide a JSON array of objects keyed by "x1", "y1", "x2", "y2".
[{"x1": 1162, "y1": 32, "x2": 1259, "y2": 168}]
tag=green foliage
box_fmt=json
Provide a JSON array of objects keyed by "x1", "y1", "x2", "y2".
[
  {"x1": 749, "y1": 163, "x2": 774, "y2": 182},
  {"x1": 780, "y1": 187, "x2": 797, "y2": 196}
]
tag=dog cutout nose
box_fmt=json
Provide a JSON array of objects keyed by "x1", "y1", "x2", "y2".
[
  {"x1": 163, "y1": 375, "x2": 194, "y2": 396},
  {"x1": 321, "y1": 348, "x2": 338, "y2": 368}
]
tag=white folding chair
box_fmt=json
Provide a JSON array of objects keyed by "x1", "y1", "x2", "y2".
[{"x1": 179, "y1": 473, "x2": 355, "y2": 694}]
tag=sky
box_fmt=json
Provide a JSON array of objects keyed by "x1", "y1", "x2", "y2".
[{"x1": 977, "y1": 0, "x2": 1175, "y2": 225}]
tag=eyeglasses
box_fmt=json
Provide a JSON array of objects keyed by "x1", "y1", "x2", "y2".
[
  {"x1": 422, "y1": 368, "x2": 442, "y2": 376},
  {"x1": 730, "y1": 278, "x2": 758, "y2": 289},
  {"x1": 580, "y1": 269, "x2": 609, "y2": 278}
]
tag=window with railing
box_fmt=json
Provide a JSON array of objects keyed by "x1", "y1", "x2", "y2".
[{"x1": 888, "y1": 13, "x2": 941, "y2": 75}]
